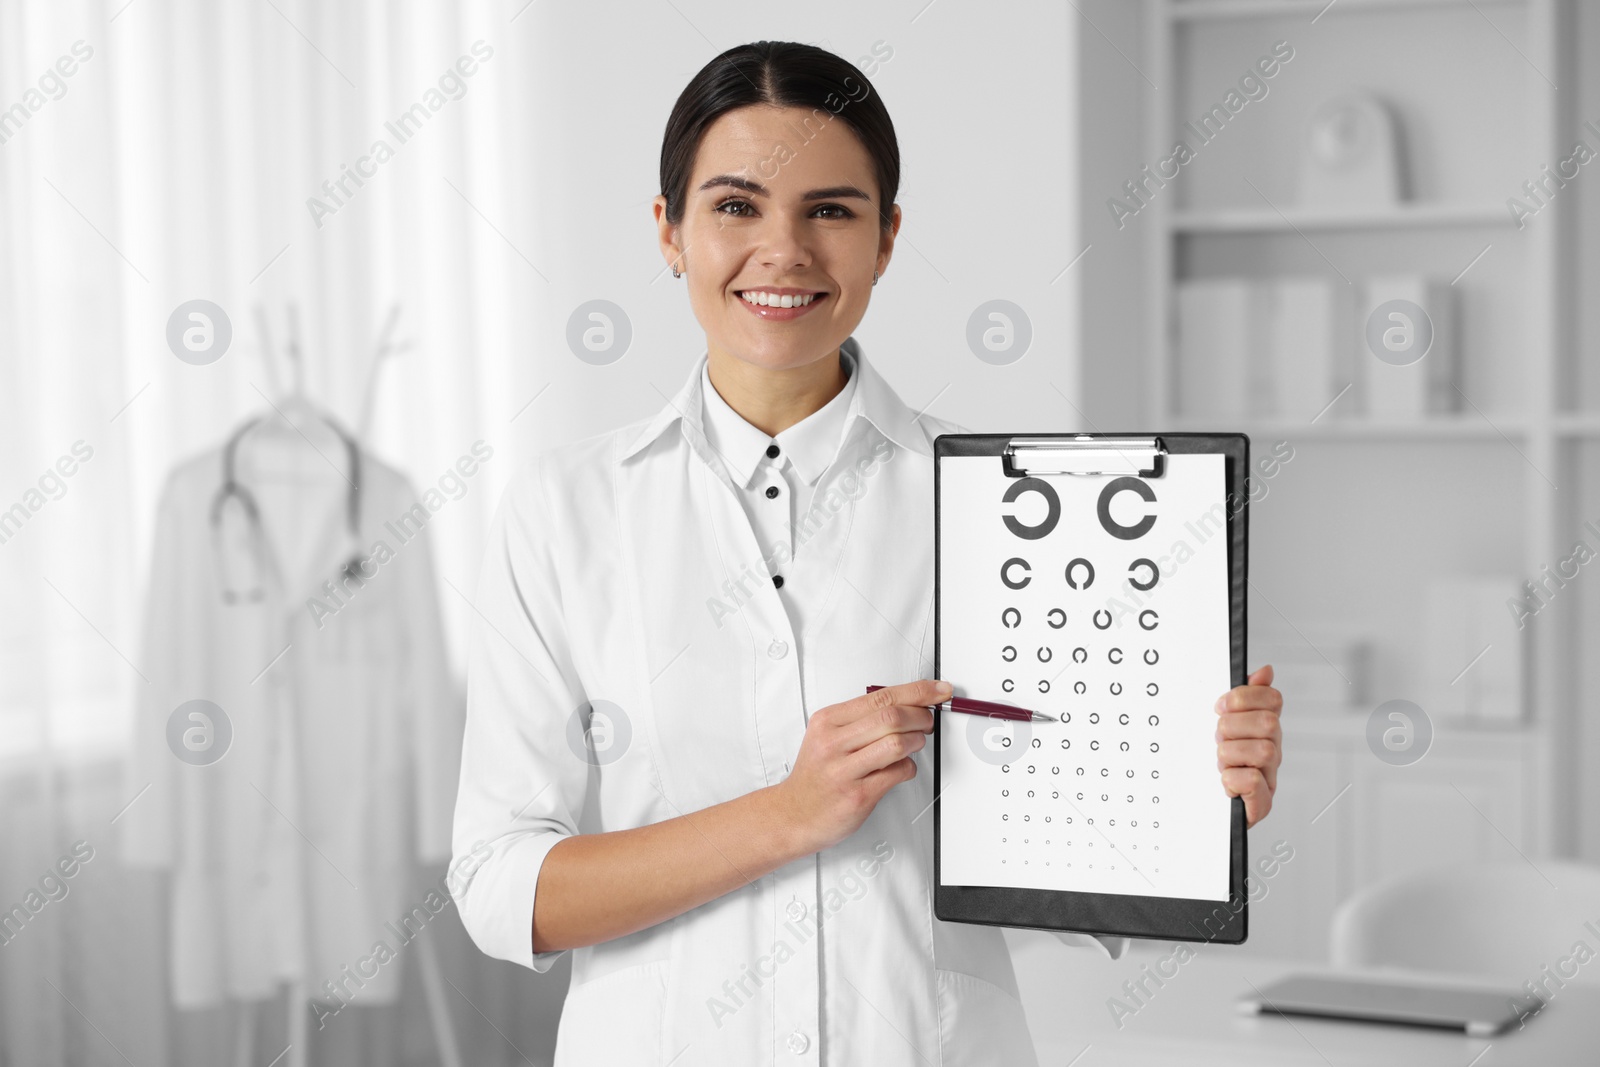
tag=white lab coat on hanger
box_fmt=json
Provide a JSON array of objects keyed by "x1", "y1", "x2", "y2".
[
  {"x1": 122, "y1": 431, "x2": 463, "y2": 1010},
  {"x1": 451, "y1": 337, "x2": 1125, "y2": 1066}
]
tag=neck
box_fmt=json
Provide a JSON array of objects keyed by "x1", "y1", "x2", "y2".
[{"x1": 706, "y1": 345, "x2": 848, "y2": 438}]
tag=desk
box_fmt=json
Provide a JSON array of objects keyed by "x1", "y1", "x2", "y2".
[{"x1": 1006, "y1": 929, "x2": 1598, "y2": 1065}]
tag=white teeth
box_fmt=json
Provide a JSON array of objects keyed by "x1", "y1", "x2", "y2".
[{"x1": 740, "y1": 291, "x2": 817, "y2": 308}]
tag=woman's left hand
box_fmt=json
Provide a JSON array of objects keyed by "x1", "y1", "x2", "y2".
[{"x1": 1216, "y1": 664, "x2": 1283, "y2": 828}]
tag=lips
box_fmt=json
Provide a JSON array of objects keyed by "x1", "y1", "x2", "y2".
[{"x1": 735, "y1": 289, "x2": 827, "y2": 321}]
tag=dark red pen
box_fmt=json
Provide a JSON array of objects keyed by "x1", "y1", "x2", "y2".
[{"x1": 865, "y1": 685, "x2": 1057, "y2": 723}]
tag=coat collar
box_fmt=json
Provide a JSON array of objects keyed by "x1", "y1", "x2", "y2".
[{"x1": 619, "y1": 335, "x2": 933, "y2": 469}]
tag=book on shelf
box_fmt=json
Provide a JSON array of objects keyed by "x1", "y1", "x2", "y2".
[
  {"x1": 1421, "y1": 575, "x2": 1525, "y2": 724},
  {"x1": 1174, "y1": 274, "x2": 1458, "y2": 423}
]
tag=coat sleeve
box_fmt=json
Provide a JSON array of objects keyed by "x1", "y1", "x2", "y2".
[
  {"x1": 398, "y1": 477, "x2": 464, "y2": 866},
  {"x1": 449, "y1": 454, "x2": 591, "y2": 973}
]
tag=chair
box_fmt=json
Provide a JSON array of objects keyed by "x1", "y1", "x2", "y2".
[{"x1": 1330, "y1": 860, "x2": 1600, "y2": 986}]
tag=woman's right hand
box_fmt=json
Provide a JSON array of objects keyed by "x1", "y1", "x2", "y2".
[{"x1": 774, "y1": 678, "x2": 951, "y2": 853}]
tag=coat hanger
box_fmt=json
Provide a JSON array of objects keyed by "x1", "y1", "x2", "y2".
[
  {"x1": 357, "y1": 301, "x2": 411, "y2": 441},
  {"x1": 241, "y1": 301, "x2": 353, "y2": 485}
]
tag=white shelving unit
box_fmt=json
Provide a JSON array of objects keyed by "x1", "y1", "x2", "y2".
[{"x1": 1142, "y1": 0, "x2": 1575, "y2": 959}]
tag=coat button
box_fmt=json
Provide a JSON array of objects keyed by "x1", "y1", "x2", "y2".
[
  {"x1": 766, "y1": 443, "x2": 781, "y2": 459},
  {"x1": 768, "y1": 639, "x2": 789, "y2": 660},
  {"x1": 786, "y1": 898, "x2": 807, "y2": 922},
  {"x1": 787, "y1": 1030, "x2": 810, "y2": 1054},
  {"x1": 772, "y1": 574, "x2": 784, "y2": 589},
  {"x1": 766, "y1": 484, "x2": 780, "y2": 498}
]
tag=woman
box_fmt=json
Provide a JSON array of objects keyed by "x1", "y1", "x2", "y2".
[{"x1": 451, "y1": 40, "x2": 1284, "y2": 1066}]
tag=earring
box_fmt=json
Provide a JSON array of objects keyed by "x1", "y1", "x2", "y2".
[
  {"x1": 672, "y1": 265, "x2": 682, "y2": 278},
  {"x1": 872, "y1": 270, "x2": 879, "y2": 286}
]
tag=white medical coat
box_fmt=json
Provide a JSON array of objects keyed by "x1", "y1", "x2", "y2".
[
  {"x1": 122, "y1": 433, "x2": 463, "y2": 1008},
  {"x1": 452, "y1": 337, "x2": 1125, "y2": 1066}
]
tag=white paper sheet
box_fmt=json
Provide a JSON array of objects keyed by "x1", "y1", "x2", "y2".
[{"x1": 937, "y1": 452, "x2": 1233, "y2": 901}]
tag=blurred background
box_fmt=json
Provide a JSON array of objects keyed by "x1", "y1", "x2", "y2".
[{"x1": 1, "y1": 0, "x2": 1598, "y2": 1064}]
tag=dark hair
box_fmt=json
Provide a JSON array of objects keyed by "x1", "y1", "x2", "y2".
[{"x1": 659, "y1": 41, "x2": 899, "y2": 232}]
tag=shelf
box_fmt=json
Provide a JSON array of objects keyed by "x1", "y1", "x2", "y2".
[
  {"x1": 1553, "y1": 413, "x2": 1600, "y2": 436},
  {"x1": 1168, "y1": 0, "x2": 1526, "y2": 21},
  {"x1": 1163, "y1": 415, "x2": 1529, "y2": 439},
  {"x1": 1170, "y1": 201, "x2": 1513, "y2": 234}
]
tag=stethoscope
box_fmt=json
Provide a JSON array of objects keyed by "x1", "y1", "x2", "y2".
[{"x1": 209, "y1": 414, "x2": 366, "y2": 604}]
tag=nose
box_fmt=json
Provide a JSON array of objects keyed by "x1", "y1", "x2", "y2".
[{"x1": 754, "y1": 210, "x2": 813, "y2": 273}]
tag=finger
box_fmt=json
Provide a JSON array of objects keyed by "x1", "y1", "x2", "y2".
[
  {"x1": 842, "y1": 685, "x2": 940, "y2": 752},
  {"x1": 1216, "y1": 709, "x2": 1282, "y2": 743},
  {"x1": 1216, "y1": 684, "x2": 1283, "y2": 715},
  {"x1": 849, "y1": 727, "x2": 928, "y2": 779},
  {"x1": 855, "y1": 680, "x2": 950, "y2": 724},
  {"x1": 1220, "y1": 766, "x2": 1272, "y2": 826},
  {"x1": 1216, "y1": 738, "x2": 1277, "y2": 771},
  {"x1": 1248, "y1": 664, "x2": 1274, "y2": 687}
]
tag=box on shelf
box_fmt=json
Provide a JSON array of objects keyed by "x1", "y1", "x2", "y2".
[
  {"x1": 1175, "y1": 278, "x2": 1252, "y2": 420},
  {"x1": 1249, "y1": 627, "x2": 1372, "y2": 712},
  {"x1": 1356, "y1": 275, "x2": 1458, "y2": 420},
  {"x1": 1421, "y1": 575, "x2": 1526, "y2": 724}
]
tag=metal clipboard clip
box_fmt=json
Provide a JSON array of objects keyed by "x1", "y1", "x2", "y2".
[{"x1": 1001, "y1": 435, "x2": 1167, "y2": 478}]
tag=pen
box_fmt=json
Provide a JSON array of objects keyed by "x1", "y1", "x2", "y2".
[{"x1": 864, "y1": 685, "x2": 1058, "y2": 723}]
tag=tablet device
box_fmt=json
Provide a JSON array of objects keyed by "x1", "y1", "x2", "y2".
[{"x1": 1236, "y1": 973, "x2": 1539, "y2": 1037}]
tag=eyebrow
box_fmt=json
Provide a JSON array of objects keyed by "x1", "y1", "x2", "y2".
[{"x1": 696, "y1": 175, "x2": 873, "y2": 202}]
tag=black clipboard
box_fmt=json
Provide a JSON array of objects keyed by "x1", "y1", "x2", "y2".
[{"x1": 932, "y1": 432, "x2": 1250, "y2": 945}]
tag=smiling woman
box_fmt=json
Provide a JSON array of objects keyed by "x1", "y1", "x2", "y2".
[
  {"x1": 448, "y1": 37, "x2": 1282, "y2": 1067},
  {"x1": 650, "y1": 41, "x2": 903, "y2": 437}
]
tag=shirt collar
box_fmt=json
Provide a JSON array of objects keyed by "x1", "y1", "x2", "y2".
[
  {"x1": 619, "y1": 335, "x2": 933, "y2": 470},
  {"x1": 699, "y1": 346, "x2": 858, "y2": 488}
]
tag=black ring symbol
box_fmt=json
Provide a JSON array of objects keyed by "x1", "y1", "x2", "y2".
[
  {"x1": 1097, "y1": 476, "x2": 1157, "y2": 540},
  {"x1": 1047, "y1": 608, "x2": 1067, "y2": 629},
  {"x1": 1002, "y1": 607, "x2": 1022, "y2": 629},
  {"x1": 1001, "y1": 645, "x2": 1017, "y2": 662},
  {"x1": 1093, "y1": 610, "x2": 1113, "y2": 630},
  {"x1": 1119, "y1": 713, "x2": 1129, "y2": 725},
  {"x1": 1060, "y1": 738, "x2": 1070, "y2": 749},
  {"x1": 1109, "y1": 682, "x2": 1122, "y2": 696},
  {"x1": 1146, "y1": 682, "x2": 1159, "y2": 696},
  {"x1": 1089, "y1": 713, "x2": 1099, "y2": 724},
  {"x1": 1072, "y1": 646, "x2": 1087, "y2": 663},
  {"x1": 1144, "y1": 648, "x2": 1159, "y2": 665},
  {"x1": 1150, "y1": 742, "x2": 1159, "y2": 753},
  {"x1": 1148, "y1": 715, "x2": 1159, "y2": 726},
  {"x1": 1108, "y1": 647, "x2": 1123, "y2": 664},
  {"x1": 1037, "y1": 646, "x2": 1053, "y2": 663},
  {"x1": 1002, "y1": 477, "x2": 1061, "y2": 540},
  {"x1": 1138, "y1": 610, "x2": 1159, "y2": 631},
  {"x1": 1000, "y1": 557, "x2": 1032, "y2": 589},
  {"x1": 1060, "y1": 713, "x2": 1071, "y2": 725},
  {"x1": 1065, "y1": 558, "x2": 1095, "y2": 590},
  {"x1": 1127, "y1": 558, "x2": 1159, "y2": 591},
  {"x1": 1090, "y1": 740, "x2": 1099, "y2": 751},
  {"x1": 1074, "y1": 681, "x2": 1086, "y2": 694},
  {"x1": 1038, "y1": 679, "x2": 1051, "y2": 694},
  {"x1": 1001, "y1": 678, "x2": 1015, "y2": 692},
  {"x1": 1152, "y1": 771, "x2": 1160, "y2": 780}
]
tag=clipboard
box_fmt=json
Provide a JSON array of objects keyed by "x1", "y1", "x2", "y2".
[{"x1": 932, "y1": 432, "x2": 1250, "y2": 944}]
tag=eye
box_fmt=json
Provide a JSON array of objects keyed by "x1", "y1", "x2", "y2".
[{"x1": 711, "y1": 199, "x2": 858, "y2": 220}]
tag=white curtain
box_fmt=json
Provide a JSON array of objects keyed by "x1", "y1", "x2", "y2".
[
  {"x1": 0, "y1": 1, "x2": 570, "y2": 1063},
  {"x1": 0, "y1": 1, "x2": 1081, "y2": 1063}
]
